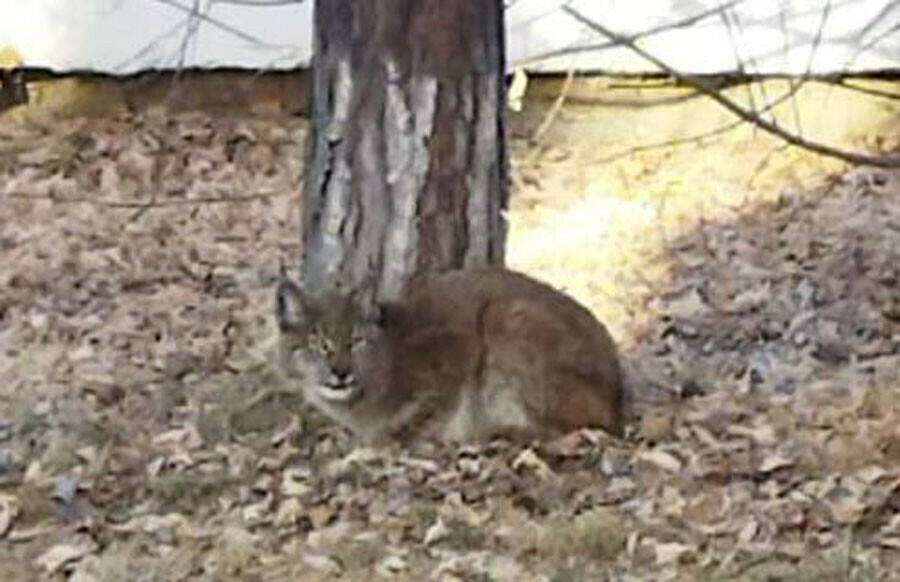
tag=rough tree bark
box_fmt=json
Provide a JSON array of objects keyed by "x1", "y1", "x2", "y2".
[{"x1": 301, "y1": 0, "x2": 508, "y2": 304}]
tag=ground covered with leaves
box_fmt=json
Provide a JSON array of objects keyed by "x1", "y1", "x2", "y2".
[{"x1": 2, "y1": 106, "x2": 900, "y2": 581}]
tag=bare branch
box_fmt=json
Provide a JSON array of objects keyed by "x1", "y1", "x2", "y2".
[
  {"x1": 716, "y1": 0, "x2": 764, "y2": 127},
  {"x1": 530, "y1": 67, "x2": 576, "y2": 145},
  {"x1": 831, "y1": 79, "x2": 900, "y2": 101},
  {"x1": 776, "y1": 7, "x2": 802, "y2": 136},
  {"x1": 508, "y1": 0, "x2": 574, "y2": 33},
  {"x1": 563, "y1": 7, "x2": 900, "y2": 168},
  {"x1": 150, "y1": 0, "x2": 290, "y2": 48},
  {"x1": 591, "y1": 78, "x2": 808, "y2": 165},
  {"x1": 516, "y1": 0, "x2": 750, "y2": 67},
  {"x1": 852, "y1": 0, "x2": 900, "y2": 46},
  {"x1": 175, "y1": 0, "x2": 207, "y2": 72},
  {"x1": 115, "y1": 21, "x2": 189, "y2": 72},
  {"x1": 850, "y1": 20, "x2": 900, "y2": 65},
  {"x1": 805, "y1": 0, "x2": 831, "y2": 75}
]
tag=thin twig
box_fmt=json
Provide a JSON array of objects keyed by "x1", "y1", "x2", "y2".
[
  {"x1": 563, "y1": 7, "x2": 900, "y2": 168},
  {"x1": 516, "y1": 0, "x2": 750, "y2": 67},
  {"x1": 718, "y1": 0, "x2": 760, "y2": 119},
  {"x1": 831, "y1": 79, "x2": 900, "y2": 101},
  {"x1": 550, "y1": 88, "x2": 704, "y2": 108},
  {"x1": 151, "y1": 0, "x2": 289, "y2": 48},
  {"x1": 531, "y1": 67, "x2": 576, "y2": 145},
  {"x1": 114, "y1": 21, "x2": 188, "y2": 72},
  {"x1": 591, "y1": 78, "x2": 808, "y2": 165},
  {"x1": 788, "y1": 0, "x2": 831, "y2": 139}
]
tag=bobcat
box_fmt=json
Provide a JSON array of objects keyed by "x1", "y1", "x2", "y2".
[{"x1": 276, "y1": 267, "x2": 624, "y2": 443}]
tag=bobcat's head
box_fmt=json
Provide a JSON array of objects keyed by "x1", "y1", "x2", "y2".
[{"x1": 275, "y1": 274, "x2": 386, "y2": 409}]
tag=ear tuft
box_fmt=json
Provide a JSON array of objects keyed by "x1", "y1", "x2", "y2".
[
  {"x1": 276, "y1": 274, "x2": 307, "y2": 328},
  {"x1": 363, "y1": 302, "x2": 388, "y2": 327}
]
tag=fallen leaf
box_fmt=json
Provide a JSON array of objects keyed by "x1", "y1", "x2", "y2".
[
  {"x1": 728, "y1": 423, "x2": 777, "y2": 446},
  {"x1": 270, "y1": 415, "x2": 302, "y2": 446},
  {"x1": 637, "y1": 448, "x2": 683, "y2": 472},
  {"x1": 653, "y1": 541, "x2": 692, "y2": 565},
  {"x1": 856, "y1": 465, "x2": 888, "y2": 484},
  {"x1": 0, "y1": 494, "x2": 19, "y2": 537},
  {"x1": 660, "y1": 288, "x2": 708, "y2": 319},
  {"x1": 737, "y1": 518, "x2": 758, "y2": 544},
  {"x1": 377, "y1": 554, "x2": 408, "y2": 576},
  {"x1": 727, "y1": 282, "x2": 771, "y2": 313},
  {"x1": 308, "y1": 502, "x2": 338, "y2": 529},
  {"x1": 424, "y1": 517, "x2": 450, "y2": 546},
  {"x1": 275, "y1": 498, "x2": 304, "y2": 528},
  {"x1": 242, "y1": 494, "x2": 274, "y2": 526},
  {"x1": 640, "y1": 409, "x2": 677, "y2": 441},
  {"x1": 825, "y1": 495, "x2": 867, "y2": 525},
  {"x1": 758, "y1": 452, "x2": 794, "y2": 473},
  {"x1": 280, "y1": 467, "x2": 312, "y2": 497},
  {"x1": 34, "y1": 538, "x2": 97, "y2": 573},
  {"x1": 152, "y1": 426, "x2": 203, "y2": 450},
  {"x1": 511, "y1": 448, "x2": 555, "y2": 480},
  {"x1": 307, "y1": 522, "x2": 355, "y2": 550},
  {"x1": 111, "y1": 513, "x2": 187, "y2": 535},
  {"x1": 303, "y1": 553, "x2": 342, "y2": 576}
]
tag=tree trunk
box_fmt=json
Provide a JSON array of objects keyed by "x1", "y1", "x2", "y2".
[{"x1": 301, "y1": 0, "x2": 508, "y2": 304}]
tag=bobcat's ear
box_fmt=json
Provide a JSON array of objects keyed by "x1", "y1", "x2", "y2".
[
  {"x1": 276, "y1": 272, "x2": 308, "y2": 329},
  {"x1": 364, "y1": 301, "x2": 402, "y2": 328},
  {"x1": 362, "y1": 302, "x2": 386, "y2": 327}
]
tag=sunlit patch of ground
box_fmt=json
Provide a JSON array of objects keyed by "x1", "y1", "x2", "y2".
[
  {"x1": 507, "y1": 81, "x2": 858, "y2": 343},
  {"x1": 1, "y1": 78, "x2": 900, "y2": 580}
]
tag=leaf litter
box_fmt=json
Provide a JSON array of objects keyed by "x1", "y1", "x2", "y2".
[{"x1": 0, "y1": 109, "x2": 899, "y2": 580}]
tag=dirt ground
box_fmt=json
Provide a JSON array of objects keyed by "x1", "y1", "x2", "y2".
[{"x1": 2, "y1": 74, "x2": 900, "y2": 580}]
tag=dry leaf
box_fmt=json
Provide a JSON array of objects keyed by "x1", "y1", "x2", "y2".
[
  {"x1": 660, "y1": 288, "x2": 708, "y2": 319},
  {"x1": 728, "y1": 423, "x2": 777, "y2": 446},
  {"x1": 152, "y1": 426, "x2": 203, "y2": 450},
  {"x1": 308, "y1": 502, "x2": 338, "y2": 529},
  {"x1": 856, "y1": 465, "x2": 888, "y2": 484},
  {"x1": 758, "y1": 452, "x2": 794, "y2": 473},
  {"x1": 377, "y1": 554, "x2": 409, "y2": 576},
  {"x1": 511, "y1": 448, "x2": 555, "y2": 480},
  {"x1": 825, "y1": 495, "x2": 867, "y2": 525},
  {"x1": 112, "y1": 513, "x2": 187, "y2": 535},
  {"x1": 653, "y1": 541, "x2": 692, "y2": 565},
  {"x1": 275, "y1": 498, "x2": 304, "y2": 528},
  {"x1": 737, "y1": 518, "x2": 758, "y2": 544},
  {"x1": 34, "y1": 538, "x2": 97, "y2": 573},
  {"x1": 242, "y1": 494, "x2": 274, "y2": 526},
  {"x1": 0, "y1": 494, "x2": 19, "y2": 537},
  {"x1": 640, "y1": 409, "x2": 677, "y2": 441},
  {"x1": 637, "y1": 448, "x2": 683, "y2": 472},
  {"x1": 424, "y1": 517, "x2": 450, "y2": 546},
  {"x1": 280, "y1": 467, "x2": 312, "y2": 497},
  {"x1": 303, "y1": 553, "x2": 343, "y2": 576}
]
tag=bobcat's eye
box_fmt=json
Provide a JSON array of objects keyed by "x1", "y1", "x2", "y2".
[
  {"x1": 310, "y1": 330, "x2": 334, "y2": 355},
  {"x1": 351, "y1": 330, "x2": 370, "y2": 350}
]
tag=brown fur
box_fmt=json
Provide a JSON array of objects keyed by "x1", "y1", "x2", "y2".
[{"x1": 276, "y1": 267, "x2": 624, "y2": 443}]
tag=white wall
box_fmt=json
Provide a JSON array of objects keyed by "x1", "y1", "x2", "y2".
[
  {"x1": 1, "y1": 0, "x2": 898, "y2": 75},
  {"x1": 0, "y1": 0, "x2": 312, "y2": 72}
]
